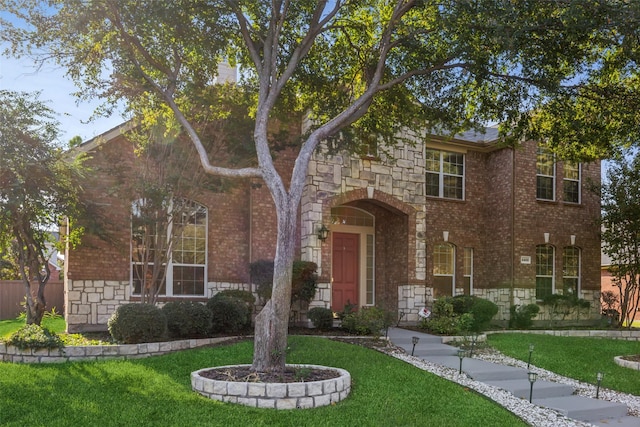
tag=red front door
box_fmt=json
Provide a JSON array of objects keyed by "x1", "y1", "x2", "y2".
[{"x1": 332, "y1": 232, "x2": 359, "y2": 312}]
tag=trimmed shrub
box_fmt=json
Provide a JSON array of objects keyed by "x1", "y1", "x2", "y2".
[
  {"x1": 207, "y1": 295, "x2": 249, "y2": 333},
  {"x1": 341, "y1": 306, "x2": 394, "y2": 337},
  {"x1": 307, "y1": 307, "x2": 334, "y2": 330},
  {"x1": 291, "y1": 261, "x2": 318, "y2": 306},
  {"x1": 249, "y1": 260, "x2": 318, "y2": 306},
  {"x1": 210, "y1": 290, "x2": 254, "y2": 328},
  {"x1": 419, "y1": 297, "x2": 471, "y2": 335},
  {"x1": 161, "y1": 301, "x2": 211, "y2": 338},
  {"x1": 108, "y1": 303, "x2": 167, "y2": 344},
  {"x1": 451, "y1": 295, "x2": 499, "y2": 333},
  {"x1": 509, "y1": 304, "x2": 540, "y2": 329},
  {"x1": 7, "y1": 324, "x2": 64, "y2": 350},
  {"x1": 249, "y1": 259, "x2": 274, "y2": 302}
]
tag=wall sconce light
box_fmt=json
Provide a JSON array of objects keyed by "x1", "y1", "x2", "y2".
[
  {"x1": 596, "y1": 372, "x2": 604, "y2": 399},
  {"x1": 544, "y1": 232, "x2": 550, "y2": 243},
  {"x1": 443, "y1": 231, "x2": 449, "y2": 242},
  {"x1": 528, "y1": 371, "x2": 538, "y2": 403},
  {"x1": 570, "y1": 234, "x2": 576, "y2": 246},
  {"x1": 411, "y1": 336, "x2": 419, "y2": 356},
  {"x1": 317, "y1": 224, "x2": 329, "y2": 242},
  {"x1": 527, "y1": 343, "x2": 534, "y2": 369}
]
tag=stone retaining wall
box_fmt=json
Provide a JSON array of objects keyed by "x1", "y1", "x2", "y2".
[
  {"x1": 191, "y1": 364, "x2": 351, "y2": 409},
  {"x1": 0, "y1": 337, "x2": 233, "y2": 363}
]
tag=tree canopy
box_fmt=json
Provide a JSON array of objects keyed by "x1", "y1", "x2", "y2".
[
  {"x1": 0, "y1": 90, "x2": 85, "y2": 324},
  {"x1": 601, "y1": 151, "x2": 640, "y2": 328},
  {"x1": 3, "y1": 0, "x2": 640, "y2": 369}
]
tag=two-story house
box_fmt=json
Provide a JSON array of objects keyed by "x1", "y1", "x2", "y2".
[{"x1": 63, "y1": 122, "x2": 601, "y2": 332}]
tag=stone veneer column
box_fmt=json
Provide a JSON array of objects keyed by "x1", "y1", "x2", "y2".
[{"x1": 302, "y1": 138, "x2": 427, "y2": 311}]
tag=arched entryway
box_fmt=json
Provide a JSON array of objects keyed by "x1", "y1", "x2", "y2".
[{"x1": 327, "y1": 196, "x2": 411, "y2": 314}]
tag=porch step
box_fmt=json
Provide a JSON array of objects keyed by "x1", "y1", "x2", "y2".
[
  {"x1": 533, "y1": 395, "x2": 629, "y2": 423},
  {"x1": 485, "y1": 378, "x2": 575, "y2": 399},
  {"x1": 591, "y1": 415, "x2": 640, "y2": 426}
]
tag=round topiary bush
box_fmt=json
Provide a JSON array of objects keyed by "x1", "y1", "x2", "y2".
[
  {"x1": 307, "y1": 307, "x2": 334, "y2": 330},
  {"x1": 211, "y1": 290, "x2": 255, "y2": 327},
  {"x1": 206, "y1": 295, "x2": 249, "y2": 334},
  {"x1": 161, "y1": 301, "x2": 211, "y2": 338},
  {"x1": 108, "y1": 303, "x2": 167, "y2": 344},
  {"x1": 452, "y1": 295, "x2": 499, "y2": 333}
]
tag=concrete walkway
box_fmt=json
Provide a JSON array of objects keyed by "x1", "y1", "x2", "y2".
[{"x1": 387, "y1": 328, "x2": 639, "y2": 427}]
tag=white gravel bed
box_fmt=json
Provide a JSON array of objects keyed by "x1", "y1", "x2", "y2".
[
  {"x1": 385, "y1": 346, "x2": 640, "y2": 427},
  {"x1": 474, "y1": 348, "x2": 640, "y2": 418}
]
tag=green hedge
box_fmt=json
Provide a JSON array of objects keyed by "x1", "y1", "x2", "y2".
[{"x1": 108, "y1": 304, "x2": 167, "y2": 344}]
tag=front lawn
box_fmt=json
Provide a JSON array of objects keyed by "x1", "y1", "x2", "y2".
[
  {"x1": 0, "y1": 316, "x2": 66, "y2": 339},
  {"x1": 0, "y1": 336, "x2": 527, "y2": 426},
  {"x1": 487, "y1": 333, "x2": 640, "y2": 396}
]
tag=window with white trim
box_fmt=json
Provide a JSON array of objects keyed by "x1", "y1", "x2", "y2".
[
  {"x1": 426, "y1": 149, "x2": 464, "y2": 200},
  {"x1": 463, "y1": 247, "x2": 473, "y2": 295},
  {"x1": 562, "y1": 246, "x2": 580, "y2": 295},
  {"x1": 563, "y1": 162, "x2": 581, "y2": 204},
  {"x1": 433, "y1": 243, "x2": 455, "y2": 297},
  {"x1": 536, "y1": 147, "x2": 555, "y2": 201},
  {"x1": 131, "y1": 198, "x2": 207, "y2": 297},
  {"x1": 536, "y1": 245, "x2": 554, "y2": 300}
]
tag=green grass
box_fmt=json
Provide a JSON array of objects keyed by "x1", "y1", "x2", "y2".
[
  {"x1": 0, "y1": 316, "x2": 66, "y2": 339},
  {"x1": 487, "y1": 333, "x2": 640, "y2": 396},
  {"x1": 0, "y1": 336, "x2": 528, "y2": 427}
]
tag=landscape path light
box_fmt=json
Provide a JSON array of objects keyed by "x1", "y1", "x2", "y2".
[
  {"x1": 527, "y1": 343, "x2": 534, "y2": 369},
  {"x1": 528, "y1": 371, "x2": 538, "y2": 403},
  {"x1": 457, "y1": 349, "x2": 467, "y2": 374},
  {"x1": 411, "y1": 336, "x2": 419, "y2": 356},
  {"x1": 596, "y1": 372, "x2": 604, "y2": 399}
]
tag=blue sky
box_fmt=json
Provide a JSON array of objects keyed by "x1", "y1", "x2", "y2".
[{"x1": 0, "y1": 44, "x2": 126, "y2": 146}]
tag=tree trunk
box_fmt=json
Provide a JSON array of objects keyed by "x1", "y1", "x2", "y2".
[{"x1": 252, "y1": 199, "x2": 296, "y2": 372}]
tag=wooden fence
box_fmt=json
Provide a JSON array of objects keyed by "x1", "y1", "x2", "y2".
[{"x1": 0, "y1": 280, "x2": 64, "y2": 320}]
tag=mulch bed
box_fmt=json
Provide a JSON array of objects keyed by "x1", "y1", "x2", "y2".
[{"x1": 199, "y1": 365, "x2": 341, "y2": 383}]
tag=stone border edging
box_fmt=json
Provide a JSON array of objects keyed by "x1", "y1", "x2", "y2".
[
  {"x1": 191, "y1": 364, "x2": 351, "y2": 409},
  {"x1": 0, "y1": 337, "x2": 235, "y2": 363},
  {"x1": 614, "y1": 356, "x2": 640, "y2": 370},
  {"x1": 488, "y1": 329, "x2": 640, "y2": 341}
]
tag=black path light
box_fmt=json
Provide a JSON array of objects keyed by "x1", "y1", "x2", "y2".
[
  {"x1": 528, "y1": 371, "x2": 538, "y2": 403},
  {"x1": 411, "y1": 336, "x2": 419, "y2": 356},
  {"x1": 457, "y1": 349, "x2": 467, "y2": 374},
  {"x1": 596, "y1": 372, "x2": 604, "y2": 399},
  {"x1": 527, "y1": 343, "x2": 534, "y2": 369}
]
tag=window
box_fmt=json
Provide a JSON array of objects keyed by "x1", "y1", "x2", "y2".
[
  {"x1": 433, "y1": 243, "x2": 455, "y2": 297},
  {"x1": 536, "y1": 147, "x2": 555, "y2": 200},
  {"x1": 562, "y1": 246, "x2": 580, "y2": 295},
  {"x1": 563, "y1": 162, "x2": 581, "y2": 203},
  {"x1": 426, "y1": 149, "x2": 464, "y2": 200},
  {"x1": 536, "y1": 245, "x2": 554, "y2": 300},
  {"x1": 132, "y1": 198, "x2": 207, "y2": 297},
  {"x1": 463, "y1": 247, "x2": 473, "y2": 295},
  {"x1": 366, "y1": 234, "x2": 375, "y2": 305}
]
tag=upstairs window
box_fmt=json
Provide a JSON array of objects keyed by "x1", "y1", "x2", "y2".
[
  {"x1": 562, "y1": 246, "x2": 580, "y2": 295},
  {"x1": 132, "y1": 198, "x2": 207, "y2": 298},
  {"x1": 433, "y1": 243, "x2": 455, "y2": 297},
  {"x1": 536, "y1": 245, "x2": 555, "y2": 300},
  {"x1": 563, "y1": 162, "x2": 581, "y2": 204},
  {"x1": 426, "y1": 149, "x2": 464, "y2": 200},
  {"x1": 536, "y1": 147, "x2": 555, "y2": 201}
]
